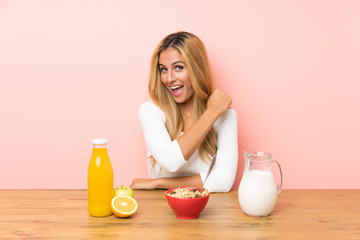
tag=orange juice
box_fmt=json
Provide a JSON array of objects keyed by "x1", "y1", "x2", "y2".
[{"x1": 88, "y1": 139, "x2": 113, "y2": 217}]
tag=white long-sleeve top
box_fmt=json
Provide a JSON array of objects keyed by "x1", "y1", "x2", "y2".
[{"x1": 139, "y1": 101, "x2": 238, "y2": 192}]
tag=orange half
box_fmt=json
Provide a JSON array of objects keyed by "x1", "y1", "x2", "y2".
[{"x1": 111, "y1": 196, "x2": 138, "y2": 218}]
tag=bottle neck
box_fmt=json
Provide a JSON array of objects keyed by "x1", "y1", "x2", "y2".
[{"x1": 93, "y1": 144, "x2": 107, "y2": 149}]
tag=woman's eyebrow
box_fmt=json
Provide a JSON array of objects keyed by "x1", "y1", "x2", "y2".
[
  {"x1": 158, "y1": 61, "x2": 184, "y2": 67},
  {"x1": 171, "y1": 61, "x2": 184, "y2": 66}
]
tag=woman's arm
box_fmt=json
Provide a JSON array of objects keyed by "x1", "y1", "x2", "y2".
[
  {"x1": 139, "y1": 89, "x2": 232, "y2": 172},
  {"x1": 132, "y1": 102, "x2": 237, "y2": 192},
  {"x1": 134, "y1": 90, "x2": 234, "y2": 191},
  {"x1": 130, "y1": 175, "x2": 203, "y2": 190},
  {"x1": 177, "y1": 89, "x2": 232, "y2": 160},
  {"x1": 139, "y1": 102, "x2": 187, "y2": 172}
]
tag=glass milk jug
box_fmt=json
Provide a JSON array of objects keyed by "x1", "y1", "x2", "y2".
[
  {"x1": 88, "y1": 138, "x2": 114, "y2": 217},
  {"x1": 238, "y1": 151, "x2": 283, "y2": 216}
]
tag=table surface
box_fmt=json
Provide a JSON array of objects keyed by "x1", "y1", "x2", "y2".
[{"x1": 0, "y1": 189, "x2": 359, "y2": 239}]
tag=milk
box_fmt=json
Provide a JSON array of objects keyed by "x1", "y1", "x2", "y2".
[{"x1": 238, "y1": 170, "x2": 278, "y2": 216}]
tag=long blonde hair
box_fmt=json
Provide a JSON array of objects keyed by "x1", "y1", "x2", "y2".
[{"x1": 148, "y1": 32, "x2": 217, "y2": 168}]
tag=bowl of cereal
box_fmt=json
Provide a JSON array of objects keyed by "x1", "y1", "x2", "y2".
[{"x1": 165, "y1": 187, "x2": 210, "y2": 219}]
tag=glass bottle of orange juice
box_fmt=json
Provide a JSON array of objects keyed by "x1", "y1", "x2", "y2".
[{"x1": 88, "y1": 138, "x2": 113, "y2": 217}]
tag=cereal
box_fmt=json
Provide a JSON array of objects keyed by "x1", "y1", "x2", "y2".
[{"x1": 167, "y1": 187, "x2": 209, "y2": 199}]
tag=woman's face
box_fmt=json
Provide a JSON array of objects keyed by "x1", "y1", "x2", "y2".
[{"x1": 159, "y1": 48, "x2": 194, "y2": 105}]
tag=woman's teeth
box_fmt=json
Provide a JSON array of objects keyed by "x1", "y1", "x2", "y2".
[{"x1": 171, "y1": 86, "x2": 182, "y2": 90}]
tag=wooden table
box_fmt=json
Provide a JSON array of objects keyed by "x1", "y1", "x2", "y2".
[{"x1": 0, "y1": 189, "x2": 359, "y2": 239}]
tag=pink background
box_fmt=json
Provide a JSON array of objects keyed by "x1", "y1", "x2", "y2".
[{"x1": 1, "y1": 0, "x2": 359, "y2": 189}]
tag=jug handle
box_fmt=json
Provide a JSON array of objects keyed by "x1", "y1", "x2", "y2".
[{"x1": 273, "y1": 160, "x2": 283, "y2": 194}]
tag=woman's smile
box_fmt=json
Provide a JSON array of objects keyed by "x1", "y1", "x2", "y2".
[{"x1": 170, "y1": 85, "x2": 184, "y2": 96}]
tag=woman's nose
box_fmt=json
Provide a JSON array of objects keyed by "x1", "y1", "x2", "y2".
[{"x1": 167, "y1": 70, "x2": 175, "y2": 83}]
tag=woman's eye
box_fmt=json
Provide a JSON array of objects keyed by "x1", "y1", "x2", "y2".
[
  {"x1": 159, "y1": 67, "x2": 167, "y2": 73},
  {"x1": 175, "y1": 65, "x2": 184, "y2": 71}
]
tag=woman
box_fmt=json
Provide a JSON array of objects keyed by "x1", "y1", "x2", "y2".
[{"x1": 131, "y1": 32, "x2": 238, "y2": 192}]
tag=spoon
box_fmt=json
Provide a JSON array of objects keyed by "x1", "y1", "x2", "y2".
[{"x1": 201, "y1": 155, "x2": 217, "y2": 192}]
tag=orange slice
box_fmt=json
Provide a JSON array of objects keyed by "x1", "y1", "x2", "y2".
[{"x1": 111, "y1": 196, "x2": 138, "y2": 218}]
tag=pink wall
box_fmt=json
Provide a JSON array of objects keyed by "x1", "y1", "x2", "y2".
[{"x1": 0, "y1": 0, "x2": 359, "y2": 189}]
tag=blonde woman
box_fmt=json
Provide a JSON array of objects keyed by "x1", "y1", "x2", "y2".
[{"x1": 131, "y1": 32, "x2": 238, "y2": 192}]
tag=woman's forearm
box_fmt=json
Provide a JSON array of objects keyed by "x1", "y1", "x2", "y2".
[
  {"x1": 177, "y1": 89, "x2": 232, "y2": 160},
  {"x1": 177, "y1": 109, "x2": 218, "y2": 160},
  {"x1": 131, "y1": 175, "x2": 203, "y2": 190}
]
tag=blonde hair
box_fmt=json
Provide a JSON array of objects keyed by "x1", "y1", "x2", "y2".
[{"x1": 148, "y1": 32, "x2": 217, "y2": 169}]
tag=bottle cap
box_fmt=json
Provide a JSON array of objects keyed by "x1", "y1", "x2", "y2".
[{"x1": 92, "y1": 138, "x2": 108, "y2": 145}]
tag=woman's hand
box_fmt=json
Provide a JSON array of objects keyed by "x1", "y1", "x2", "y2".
[{"x1": 207, "y1": 89, "x2": 232, "y2": 117}]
